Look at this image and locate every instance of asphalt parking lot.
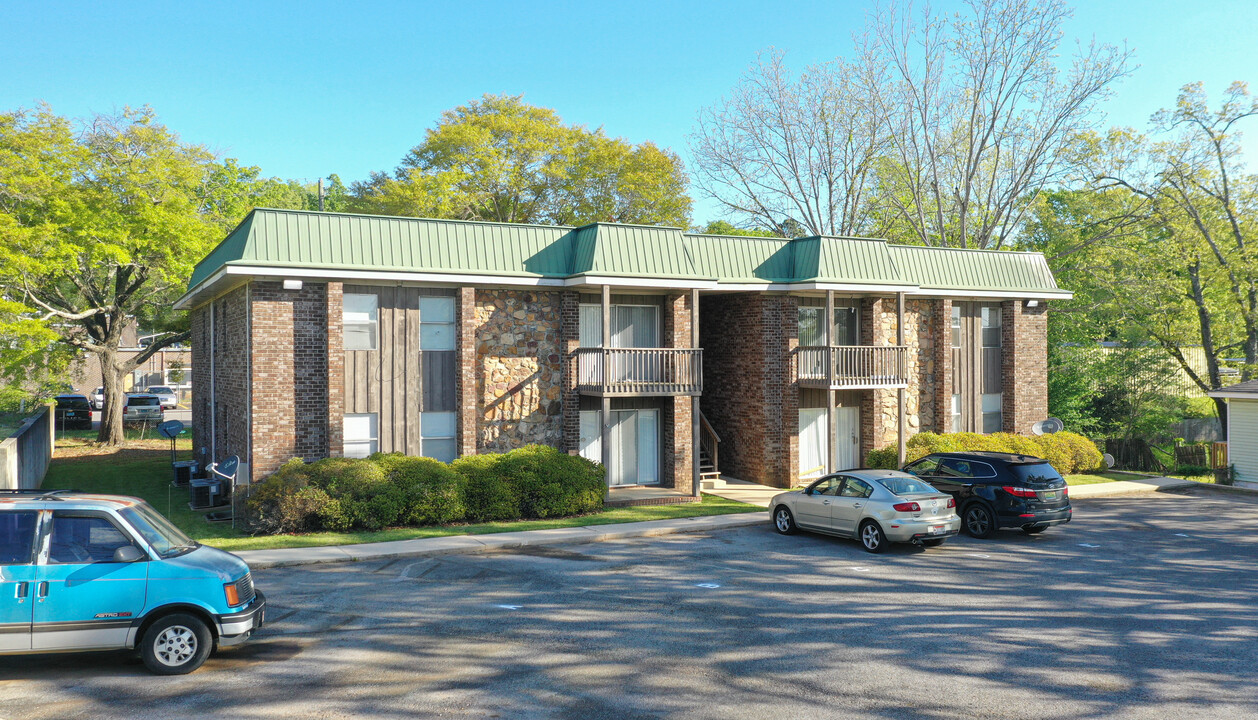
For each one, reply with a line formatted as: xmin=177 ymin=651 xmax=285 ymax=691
xmin=3 ymin=488 xmax=1256 ymax=720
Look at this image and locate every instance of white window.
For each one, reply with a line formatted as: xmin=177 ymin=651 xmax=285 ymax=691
xmin=951 ymin=394 xmax=962 ymax=433
xmin=420 ymin=411 xmax=456 ymax=463
xmin=981 ymin=305 xmax=1002 ymax=348
xmin=343 ymin=413 xmax=378 ymax=458
xmin=420 ymin=296 xmax=455 ymax=351
xmin=798 ymin=307 xmax=824 ymax=347
xmin=579 ymin=409 xmax=659 ymax=486
xmin=343 ymin=293 xmax=378 ymax=351
xmin=951 ymin=306 xmax=962 ymax=348
xmin=579 ymin=304 xmax=603 ymax=348
xmin=981 ymin=393 xmax=1003 ymax=433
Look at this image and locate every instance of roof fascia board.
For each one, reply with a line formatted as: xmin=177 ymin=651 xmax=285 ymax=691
xmin=911 ymin=288 xmax=1074 ymax=300
xmin=564 ymin=274 xmax=718 ymax=290
xmin=713 ymin=282 xmax=919 ymax=293
xmin=1207 ymin=391 xmax=1258 ymax=400
xmin=173 ymin=266 xmax=230 ymax=310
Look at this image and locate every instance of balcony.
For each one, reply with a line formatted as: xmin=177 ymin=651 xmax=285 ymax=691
xmin=575 ymin=348 xmax=703 ymax=396
xmin=796 ymin=345 xmax=909 ymax=390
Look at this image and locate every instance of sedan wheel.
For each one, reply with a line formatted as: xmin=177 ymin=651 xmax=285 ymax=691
xmin=859 ymin=521 xmax=886 ymax=553
xmin=963 ymin=504 xmax=996 ymax=539
xmin=773 ymin=506 xmax=797 ymax=535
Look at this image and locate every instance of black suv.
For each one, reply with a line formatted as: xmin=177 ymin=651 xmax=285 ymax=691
xmin=902 ymin=452 xmax=1071 ymax=538
xmin=54 ymin=394 xmax=93 ymax=430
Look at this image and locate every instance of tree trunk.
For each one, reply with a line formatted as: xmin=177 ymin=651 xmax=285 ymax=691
xmin=1214 ymin=396 xmax=1229 ymax=438
xmin=96 ymin=348 xmax=127 ymax=445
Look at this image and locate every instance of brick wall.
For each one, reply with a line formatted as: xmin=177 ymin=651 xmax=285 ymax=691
xmin=559 ymin=291 xmax=581 ymax=454
xmin=326 ymin=282 xmax=344 ymax=458
xmin=475 ymin=289 xmax=565 ymax=452
xmin=249 ymin=281 xmax=331 ymax=481
xmin=934 ymin=299 xmax=953 ymax=433
xmin=700 ymin=293 xmax=798 ymax=488
xmin=661 ymin=293 xmax=695 ymax=493
xmin=193 ymin=285 xmax=251 ymax=474
xmin=1002 ymin=300 xmax=1049 ymax=435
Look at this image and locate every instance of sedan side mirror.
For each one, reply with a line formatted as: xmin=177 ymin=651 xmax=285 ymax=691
xmin=114 ymin=545 xmax=146 ymax=563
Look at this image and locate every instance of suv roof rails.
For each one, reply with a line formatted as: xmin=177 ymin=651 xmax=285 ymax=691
xmin=0 ymin=489 xmax=80 ymax=500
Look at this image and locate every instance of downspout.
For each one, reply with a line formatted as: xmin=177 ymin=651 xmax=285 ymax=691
xmin=209 ymin=299 xmax=216 ymax=465
xmin=826 ymin=289 xmax=836 ymax=474
xmin=601 ymin=284 xmax=612 ymax=497
xmin=897 ymin=292 xmax=906 ymax=466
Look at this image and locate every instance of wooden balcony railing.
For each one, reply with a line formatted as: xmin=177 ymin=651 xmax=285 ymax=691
xmin=575 ymin=348 xmax=703 ymax=396
xmin=796 ymin=345 xmax=909 ymax=389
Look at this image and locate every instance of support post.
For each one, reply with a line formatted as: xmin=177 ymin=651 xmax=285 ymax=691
xmin=691 ymin=287 xmax=701 ymax=498
xmin=897 ymin=291 xmax=906 ymax=467
xmin=826 ymin=290 xmax=836 ymax=474
xmin=601 ymin=285 xmax=612 ymax=494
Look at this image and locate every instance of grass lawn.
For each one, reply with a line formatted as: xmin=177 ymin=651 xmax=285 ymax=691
xmin=44 ymin=441 xmax=761 ymax=552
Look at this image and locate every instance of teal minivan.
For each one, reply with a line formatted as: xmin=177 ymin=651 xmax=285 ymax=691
xmin=0 ymin=490 xmax=265 ymax=674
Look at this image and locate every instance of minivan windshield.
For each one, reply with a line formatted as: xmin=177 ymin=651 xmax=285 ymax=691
xmin=1008 ymin=463 xmax=1065 ymax=485
xmin=119 ymin=503 xmax=197 ymax=558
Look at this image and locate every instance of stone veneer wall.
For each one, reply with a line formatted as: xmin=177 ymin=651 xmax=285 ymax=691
xmin=861 ymin=297 xmax=937 ymax=452
xmin=475 ymin=289 xmax=565 ymax=452
xmin=700 ymin=293 xmax=799 ymax=488
xmin=1002 ymin=300 xmax=1049 ymax=435
xmin=190 ymin=285 xmax=251 ymax=476
xmin=249 ymin=281 xmax=332 ymax=481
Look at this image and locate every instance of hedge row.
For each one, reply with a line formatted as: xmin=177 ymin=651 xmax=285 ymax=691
xmin=865 ymin=431 xmax=1105 ymax=474
xmin=246 ymin=445 xmax=605 ymax=534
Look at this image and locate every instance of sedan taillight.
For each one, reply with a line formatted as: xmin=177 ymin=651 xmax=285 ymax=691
xmin=946 ymin=497 xmax=956 ymax=508
xmin=892 ymin=501 xmax=921 ymax=512
xmin=1002 ymin=486 xmax=1039 ymax=498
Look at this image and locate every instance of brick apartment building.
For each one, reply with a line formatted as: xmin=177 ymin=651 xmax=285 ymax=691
xmin=174 ymin=209 xmax=1070 ymax=492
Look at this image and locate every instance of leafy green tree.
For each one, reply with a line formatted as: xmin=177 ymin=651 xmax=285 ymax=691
xmin=0 ymin=106 xmax=223 ymax=444
xmin=352 ymin=95 xmax=692 ymax=227
xmin=695 ymin=220 xmax=781 ymax=237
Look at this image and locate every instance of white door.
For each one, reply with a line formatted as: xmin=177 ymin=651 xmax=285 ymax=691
xmin=835 ymin=406 xmax=860 ymax=471
xmin=579 ymin=411 xmax=601 ymax=464
xmin=799 ymin=408 xmax=828 ymax=481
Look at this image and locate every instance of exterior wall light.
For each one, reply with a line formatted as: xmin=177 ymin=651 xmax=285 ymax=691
xmin=282 ymin=279 xmax=303 ymax=291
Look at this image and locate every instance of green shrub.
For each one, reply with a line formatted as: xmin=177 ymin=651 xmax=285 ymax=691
xmin=246 ymin=458 xmax=316 ymax=534
xmin=865 ymin=446 xmax=899 ymax=469
xmin=375 ymin=453 xmax=467 ymax=526
xmin=451 ymin=453 xmax=520 ymax=521
xmin=889 ymin=430 xmax=1105 ymax=474
xmin=495 ymin=445 xmax=604 ymax=518
xmin=1058 ymin=431 xmax=1105 ymax=473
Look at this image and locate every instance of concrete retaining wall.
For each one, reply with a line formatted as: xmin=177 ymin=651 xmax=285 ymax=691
xmin=0 ymin=405 xmax=54 ymax=490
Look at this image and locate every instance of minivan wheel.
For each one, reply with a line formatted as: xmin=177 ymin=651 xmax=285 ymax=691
xmin=1022 ymin=524 xmax=1048 ymax=535
xmin=963 ymin=504 xmax=996 ymax=539
xmin=859 ymin=521 xmax=886 ymax=553
xmin=141 ymin=613 xmax=212 ymax=675
xmin=773 ymin=506 xmax=798 ymax=535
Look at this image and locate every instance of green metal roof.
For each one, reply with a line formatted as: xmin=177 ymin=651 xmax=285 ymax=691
xmin=887 ymin=245 xmax=1061 ymax=293
xmin=184 ymin=208 xmax=1067 ymax=301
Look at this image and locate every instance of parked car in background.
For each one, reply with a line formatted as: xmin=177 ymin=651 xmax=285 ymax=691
xmin=0 ymin=490 xmax=266 ymax=674
xmin=901 ymin=452 xmax=1072 ymax=539
xmin=144 ymin=386 xmax=178 ymax=410
xmin=91 ymin=387 xmax=105 ymax=410
xmin=770 ymin=469 xmax=960 ymax=553
xmin=53 ymin=394 xmax=93 ymax=430
xmin=123 ymin=394 xmax=163 ymax=425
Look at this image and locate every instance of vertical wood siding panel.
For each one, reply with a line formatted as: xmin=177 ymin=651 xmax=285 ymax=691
xmin=406 ymin=289 xmax=423 ymax=455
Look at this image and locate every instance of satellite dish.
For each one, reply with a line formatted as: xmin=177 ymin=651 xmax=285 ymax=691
xmin=158 ymin=419 xmax=185 ymax=439
xmin=1031 ymin=418 xmax=1064 ymax=436
xmin=1103 ymin=453 xmax=1116 ymax=469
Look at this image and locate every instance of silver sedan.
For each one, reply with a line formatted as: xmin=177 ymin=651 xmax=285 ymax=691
xmin=770 ymin=469 xmax=961 ymax=553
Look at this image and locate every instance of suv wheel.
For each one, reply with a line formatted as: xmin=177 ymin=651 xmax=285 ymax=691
xmin=141 ymin=613 xmax=212 ymax=675
xmin=963 ymin=503 xmax=996 ymax=539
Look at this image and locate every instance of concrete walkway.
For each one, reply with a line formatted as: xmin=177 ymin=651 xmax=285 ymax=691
xmin=234 ymin=511 xmax=768 ymax=569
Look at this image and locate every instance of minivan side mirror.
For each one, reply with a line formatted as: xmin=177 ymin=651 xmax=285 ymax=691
xmin=114 ymin=545 xmax=146 ymax=563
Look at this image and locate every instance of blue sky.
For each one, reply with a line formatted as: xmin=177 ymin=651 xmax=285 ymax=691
xmin=3 ymin=0 xmax=1256 ymax=224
